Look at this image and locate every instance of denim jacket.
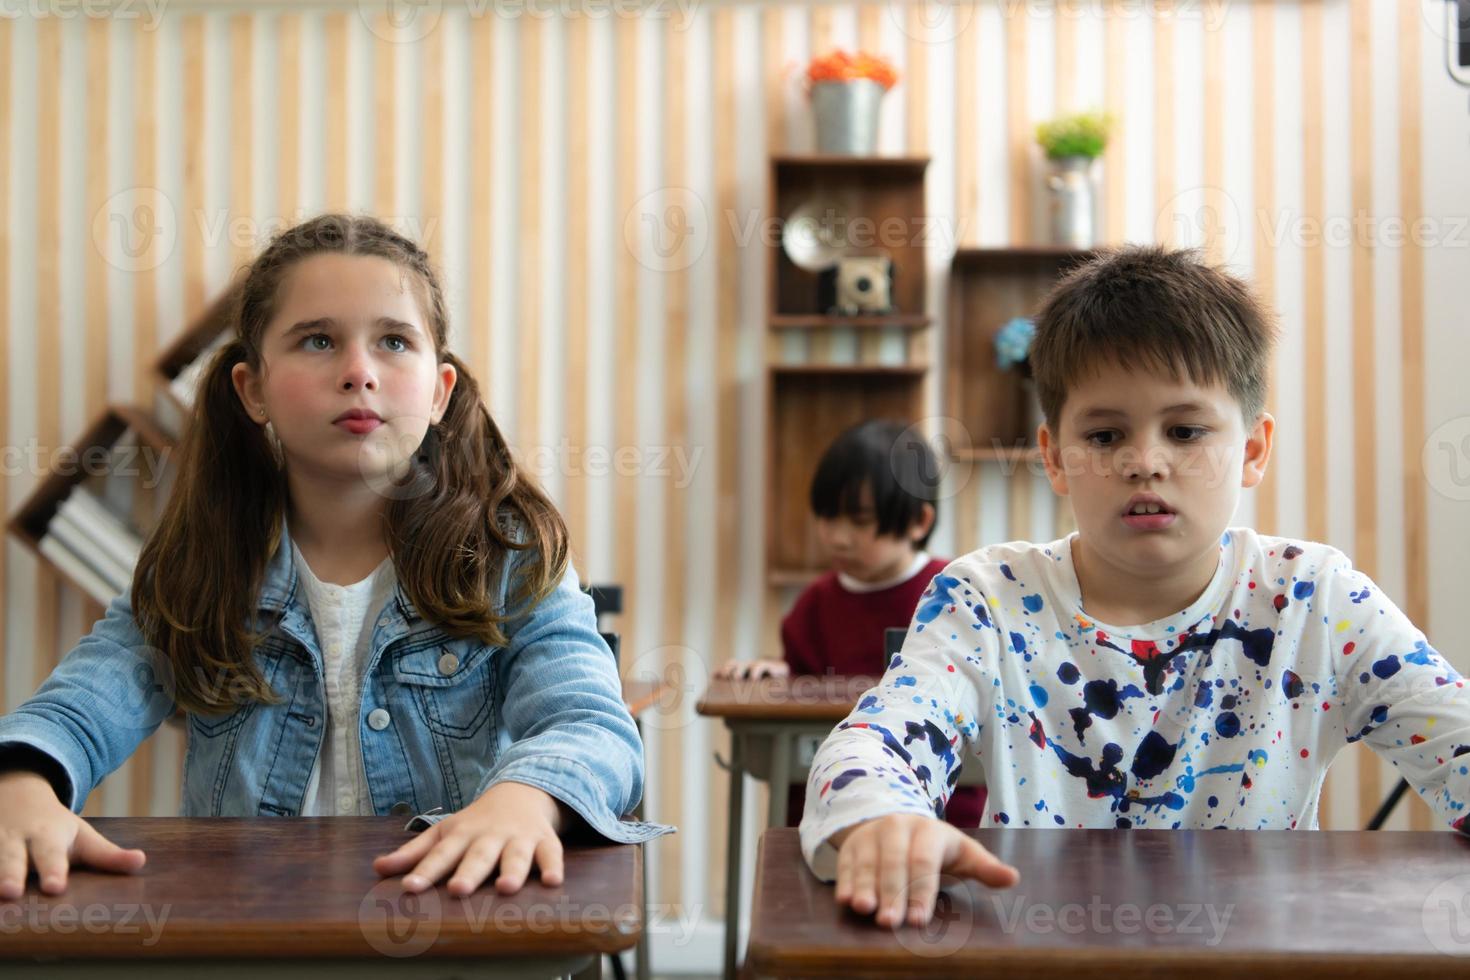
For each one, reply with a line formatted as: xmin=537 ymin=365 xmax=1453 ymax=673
xmin=0 ymin=520 xmax=674 ymax=846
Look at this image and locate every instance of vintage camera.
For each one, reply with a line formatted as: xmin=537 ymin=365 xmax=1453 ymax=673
xmin=817 ymin=256 xmax=895 ymax=316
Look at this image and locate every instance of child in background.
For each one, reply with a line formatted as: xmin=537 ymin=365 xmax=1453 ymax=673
xmin=716 ymin=419 xmax=987 ymax=828
xmin=0 ymin=214 xmax=670 ymax=900
xmin=802 ymin=246 xmax=1470 ymax=929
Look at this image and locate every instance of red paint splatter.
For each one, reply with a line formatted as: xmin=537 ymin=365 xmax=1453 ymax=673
xmin=947 ymin=664 xmax=955 ymax=672
xmin=1248 ymin=581 xmax=1256 ymax=589
xmin=1411 ymin=734 xmax=1427 ymax=745
xmin=1344 ymin=642 xmax=1356 ymax=656
xmin=1322 ymin=702 xmax=1331 ymax=711
xmin=1300 ymin=748 xmax=1310 ymax=758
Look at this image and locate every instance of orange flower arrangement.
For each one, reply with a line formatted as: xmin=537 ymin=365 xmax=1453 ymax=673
xmin=805 ymin=49 xmax=899 ymax=92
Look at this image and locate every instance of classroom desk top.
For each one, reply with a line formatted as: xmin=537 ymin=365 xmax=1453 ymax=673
xmin=695 ymin=675 xmax=880 ymax=722
xmin=749 ymin=827 xmax=1470 ymax=977
xmin=1 ymin=817 xmax=643 ymax=961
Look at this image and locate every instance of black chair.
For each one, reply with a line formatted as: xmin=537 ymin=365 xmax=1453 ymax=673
xmin=1366 ymin=777 xmax=1412 ymax=830
xmin=586 ymin=583 xmax=623 ymax=628
xmin=883 ymin=627 xmax=906 ymax=670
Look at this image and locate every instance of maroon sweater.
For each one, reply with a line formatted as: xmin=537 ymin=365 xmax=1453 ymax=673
xmin=781 ymin=557 xmax=987 ymax=828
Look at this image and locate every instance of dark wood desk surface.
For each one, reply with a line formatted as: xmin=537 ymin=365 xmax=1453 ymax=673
xmin=1 ymin=818 xmax=643 ymax=960
xmin=696 ymin=676 xmax=879 ymax=722
xmin=749 ymin=827 xmax=1470 ymax=977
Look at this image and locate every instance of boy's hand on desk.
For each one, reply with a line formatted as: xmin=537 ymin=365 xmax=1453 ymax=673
xmin=0 ymin=770 xmax=146 ymax=899
xmin=372 ymin=781 xmax=566 ymax=898
xmin=713 ymin=659 xmax=790 ymax=681
xmin=829 ymin=814 xmax=1019 ymax=928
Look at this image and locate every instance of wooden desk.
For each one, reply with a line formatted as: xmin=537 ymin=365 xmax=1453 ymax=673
xmin=0 ymin=817 xmax=643 ymax=979
xmin=749 ymin=827 xmax=1470 ymax=978
xmin=697 ymin=676 xmax=986 ymax=980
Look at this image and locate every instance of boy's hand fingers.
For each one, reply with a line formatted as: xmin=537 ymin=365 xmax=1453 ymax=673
xmin=28 ymin=836 xmax=70 ymax=894
xmin=946 ymin=836 xmax=1020 ymax=889
xmin=875 ymin=826 xmax=912 ymax=927
xmin=843 ymin=833 xmax=880 ymax=916
xmin=71 ymin=823 xmax=145 ymax=875
xmin=904 ymin=824 xmax=948 ymax=926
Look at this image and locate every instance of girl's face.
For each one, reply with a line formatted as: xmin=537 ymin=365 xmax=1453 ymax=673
xmin=232 ymin=253 xmax=457 ymax=490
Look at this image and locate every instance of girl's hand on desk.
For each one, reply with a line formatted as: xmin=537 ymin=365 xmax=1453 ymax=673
xmin=0 ymin=770 xmax=146 ymax=899
xmin=714 ymin=659 xmax=790 ymax=681
xmin=373 ymin=781 xmax=566 ymax=897
xmin=829 ymin=814 xmax=1019 ymax=928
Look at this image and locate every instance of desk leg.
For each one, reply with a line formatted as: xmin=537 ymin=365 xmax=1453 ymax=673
xmin=768 ymin=730 xmax=792 ymax=830
xmin=632 ymin=718 xmax=650 ymax=980
xmin=722 ymin=728 xmax=744 ymax=980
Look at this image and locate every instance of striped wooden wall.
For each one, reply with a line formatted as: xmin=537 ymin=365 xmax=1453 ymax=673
xmin=2 ymin=0 xmax=1466 ymax=963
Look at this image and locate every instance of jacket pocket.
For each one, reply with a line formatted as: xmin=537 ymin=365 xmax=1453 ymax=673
xmin=390 ymin=640 xmax=496 ymax=740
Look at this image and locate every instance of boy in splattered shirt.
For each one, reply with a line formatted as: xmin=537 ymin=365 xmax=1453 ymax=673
xmin=802 ymin=245 xmax=1470 ymax=929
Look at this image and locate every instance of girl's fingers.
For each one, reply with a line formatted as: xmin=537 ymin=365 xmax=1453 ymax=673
xmin=403 ymin=835 xmax=475 ymax=893
xmin=373 ymin=827 xmax=440 ymax=875
xmin=493 ymin=839 xmax=537 ymax=894
xmin=533 ymin=836 xmax=564 ymax=887
xmin=71 ymin=822 xmax=146 ymax=875
xmin=28 ymin=836 xmax=70 ymax=895
xmin=0 ymin=835 xmax=26 ymax=899
xmin=447 ymin=837 xmax=505 ymax=897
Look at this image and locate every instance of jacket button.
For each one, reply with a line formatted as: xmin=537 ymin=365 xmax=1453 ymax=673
xmin=389 ymin=801 xmax=412 ymax=818
xmin=437 ymin=652 xmax=460 ymax=675
xmin=367 ymin=708 xmax=391 ymax=731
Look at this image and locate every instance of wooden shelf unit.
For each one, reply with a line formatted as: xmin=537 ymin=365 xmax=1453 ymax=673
xmin=945 ymin=247 xmax=1096 ymax=456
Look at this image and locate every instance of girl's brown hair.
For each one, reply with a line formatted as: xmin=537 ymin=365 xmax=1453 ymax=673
xmin=132 ymin=213 xmax=569 ymax=714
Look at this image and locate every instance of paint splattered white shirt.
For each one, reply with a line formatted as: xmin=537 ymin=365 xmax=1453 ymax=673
xmin=800 ymin=528 xmax=1470 ymax=881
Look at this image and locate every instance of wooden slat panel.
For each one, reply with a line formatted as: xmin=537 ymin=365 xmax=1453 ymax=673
xmin=956 ymin=2 xmax=978 ymax=245
xmin=324 ymin=12 xmax=349 ymax=213
xmin=518 ymin=17 xmax=541 ymax=447
xmin=1398 ymin=0 xmax=1430 ymax=832
xmin=1348 ymin=0 xmax=1380 ymax=827
xmin=1055 ymin=0 xmax=1076 ymax=111
xmin=905 ymin=2 xmax=927 ymax=154
xmin=183 ymin=17 xmax=205 ymax=322
xmin=469 ymin=13 xmax=492 ymax=382
xmin=1252 ymin=0 xmax=1278 ymax=535
xmin=856 ymin=1 xmax=884 ymax=364
xmin=230 ymin=14 xmax=252 ymax=270
xmin=85 ymin=19 xmax=109 ymax=422
xmin=1005 ymin=1 xmax=1028 ymax=243
xmin=1152 ymin=0 xmax=1173 ymax=246
xmin=564 ymin=14 xmax=589 ymax=562
xmin=658 ymin=12 xmax=688 ymax=911
xmin=373 ymin=16 xmax=396 ymax=215
xmin=278 ymin=15 xmax=301 ymax=220
xmin=1103 ymin=0 xmax=1125 ymax=244
xmin=421 ymin=20 xmax=443 ymax=259
xmin=1202 ymin=7 xmax=1224 ymax=265
xmin=35 ymin=18 xmax=61 ymax=712
xmin=129 ymin=20 xmax=159 ymax=818
xmin=613 ymin=15 xmax=639 ymax=673
xmin=1302 ymin=0 xmax=1325 ymax=545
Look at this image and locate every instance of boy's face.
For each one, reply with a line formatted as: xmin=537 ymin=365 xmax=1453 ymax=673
xmin=1038 ymin=362 xmax=1273 ymax=583
xmin=815 ymin=485 xmax=933 ymax=585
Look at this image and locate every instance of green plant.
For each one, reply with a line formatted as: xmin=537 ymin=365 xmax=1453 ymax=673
xmin=1035 ymin=111 xmax=1114 ymax=160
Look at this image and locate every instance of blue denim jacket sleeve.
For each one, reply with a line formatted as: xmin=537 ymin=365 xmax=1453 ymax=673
xmin=473 ymin=558 xmax=674 ymax=845
xmin=0 ymin=589 xmax=174 ymax=812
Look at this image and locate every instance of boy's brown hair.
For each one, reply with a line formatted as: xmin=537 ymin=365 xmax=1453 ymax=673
xmin=1029 ymin=245 xmax=1278 ymax=428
